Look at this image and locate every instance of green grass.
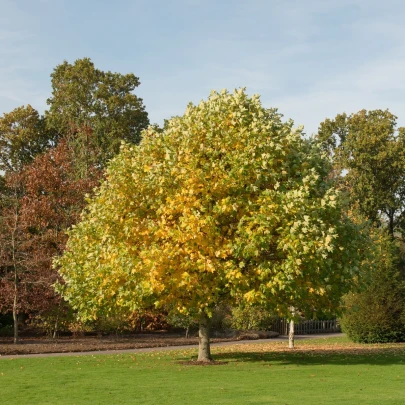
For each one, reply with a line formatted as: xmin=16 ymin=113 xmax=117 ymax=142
xmin=1 ymin=337 xmax=404 ymax=405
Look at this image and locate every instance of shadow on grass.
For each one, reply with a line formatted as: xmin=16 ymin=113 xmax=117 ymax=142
xmin=175 ymin=347 xmax=405 ymax=367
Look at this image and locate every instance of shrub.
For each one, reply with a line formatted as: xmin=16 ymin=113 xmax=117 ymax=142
xmin=231 ymin=305 xmax=277 ymax=331
xmin=341 ymin=236 xmax=405 ymax=343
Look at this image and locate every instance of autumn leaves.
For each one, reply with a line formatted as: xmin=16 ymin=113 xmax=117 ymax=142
xmin=56 ymin=89 xmax=370 ymax=359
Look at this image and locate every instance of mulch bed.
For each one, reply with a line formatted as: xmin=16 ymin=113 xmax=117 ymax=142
xmin=0 ymin=333 xmax=237 ymax=356
xmin=177 ymin=360 xmax=229 ymax=366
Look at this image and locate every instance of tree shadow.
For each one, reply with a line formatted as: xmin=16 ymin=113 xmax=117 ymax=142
xmin=176 ymin=346 xmax=405 ymax=367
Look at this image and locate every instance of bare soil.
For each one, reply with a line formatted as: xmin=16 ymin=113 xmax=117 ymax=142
xmin=0 ymin=333 xmax=239 ymax=356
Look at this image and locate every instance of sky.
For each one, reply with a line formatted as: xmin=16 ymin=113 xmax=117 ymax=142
xmin=1 ymin=0 xmax=405 ymax=135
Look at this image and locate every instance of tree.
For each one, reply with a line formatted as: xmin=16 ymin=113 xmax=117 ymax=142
xmin=0 ymin=104 xmax=58 ymax=342
xmin=0 ymin=105 xmax=55 ymax=174
xmin=0 ymin=59 xmax=149 ymax=338
xmin=0 ymin=172 xmax=25 ymax=343
xmin=0 ymin=137 xmax=101 ymax=340
xmin=45 ymin=58 xmax=149 ymax=164
xmin=56 ymin=89 xmax=370 ymax=361
xmin=23 ymin=137 xmax=101 ymax=331
xmin=317 ymin=109 xmax=405 ymax=238
xmin=341 ymin=233 xmax=405 ymax=342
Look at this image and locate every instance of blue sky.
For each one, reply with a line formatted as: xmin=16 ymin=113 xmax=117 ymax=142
xmin=1 ymin=0 xmax=405 ymax=135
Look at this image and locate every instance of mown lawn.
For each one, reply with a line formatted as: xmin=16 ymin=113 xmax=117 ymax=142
xmin=1 ymin=337 xmax=404 ymax=405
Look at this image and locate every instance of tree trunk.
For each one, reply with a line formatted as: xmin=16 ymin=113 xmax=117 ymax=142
xmin=11 ymin=190 xmax=19 ymax=345
xmin=288 ymin=318 xmax=295 ymax=349
xmin=388 ymin=210 xmax=395 ymax=240
xmin=52 ymin=299 xmax=62 ymax=339
xmin=197 ymin=312 xmax=212 ymax=362
xmin=288 ymin=306 xmax=295 ymax=349
xmin=12 ymin=287 xmax=19 ymax=344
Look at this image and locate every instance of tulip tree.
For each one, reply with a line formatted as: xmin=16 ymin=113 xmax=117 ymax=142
xmin=56 ymin=89 xmax=370 ymax=361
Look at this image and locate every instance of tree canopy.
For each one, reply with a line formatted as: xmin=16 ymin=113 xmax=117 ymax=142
xmin=0 ymin=57 xmax=150 ymax=342
xmin=0 ymin=105 xmax=54 ymax=174
xmin=56 ymin=89 xmax=370 ymax=360
xmin=45 ymin=58 xmax=149 ymax=163
xmin=317 ymin=109 xmax=405 ymax=238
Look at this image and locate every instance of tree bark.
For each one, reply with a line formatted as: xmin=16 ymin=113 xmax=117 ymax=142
xmin=288 ymin=306 xmax=295 ymax=349
xmin=52 ymin=299 xmax=62 ymax=339
xmin=288 ymin=318 xmax=295 ymax=349
xmin=197 ymin=312 xmax=212 ymax=362
xmin=12 ymin=285 xmax=19 ymax=344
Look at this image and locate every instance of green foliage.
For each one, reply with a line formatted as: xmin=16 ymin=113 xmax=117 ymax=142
xmin=56 ymin=89 xmax=372 ymax=326
xmin=230 ymin=305 xmax=277 ymax=330
xmin=0 ymin=105 xmax=55 ymax=173
xmin=165 ymin=312 xmax=199 ymax=331
xmin=341 ymin=235 xmax=405 ymax=343
xmin=45 ymin=57 xmax=149 ymax=163
xmin=210 ymin=305 xmax=233 ymax=330
xmin=165 ymin=304 xmax=232 ymax=332
xmin=317 ymin=109 xmax=405 ymax=237
xmin=28 ymin=305 xmax=77 ymax=337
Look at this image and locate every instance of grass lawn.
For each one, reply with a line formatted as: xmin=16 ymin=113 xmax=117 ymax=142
xmin=1 ymin=336 xmax=404 ymax=405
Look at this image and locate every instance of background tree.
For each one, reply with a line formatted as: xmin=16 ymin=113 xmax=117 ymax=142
xmin=0 ymin=172 xmax=26 ymax=343
xmin=56 ymin=89 xmax=371 ymax=361
xmin=45 ymin=58 xmax=149 ymax=164
xmin=0 ymin=105 xmax=56 ymax=174
xmin=341 ymin=232 xmax=405 ymax=342
xmin=21 ymin=137 xmax=101 ymax=334
xmin=0 ymin=138 xmax=101 ymax=340
xmin=317 ymin=109 xmax=405 ymax=238
xmin=317 ymin=109 xmax=405 ymax=343
xmin=0 ymin=104 xmax=56 ymax=342
xmin=0 ymin=58 xmax=150 ymax=339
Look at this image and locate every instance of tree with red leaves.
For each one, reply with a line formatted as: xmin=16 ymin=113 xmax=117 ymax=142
xmin=0 ymin=134 xmax=101 ymax=341
xmin=0 ymin=57 xmax=149 ymax=342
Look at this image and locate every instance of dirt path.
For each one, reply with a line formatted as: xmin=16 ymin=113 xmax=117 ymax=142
xmin=0 ymin=333 xmax=344 ymax=359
